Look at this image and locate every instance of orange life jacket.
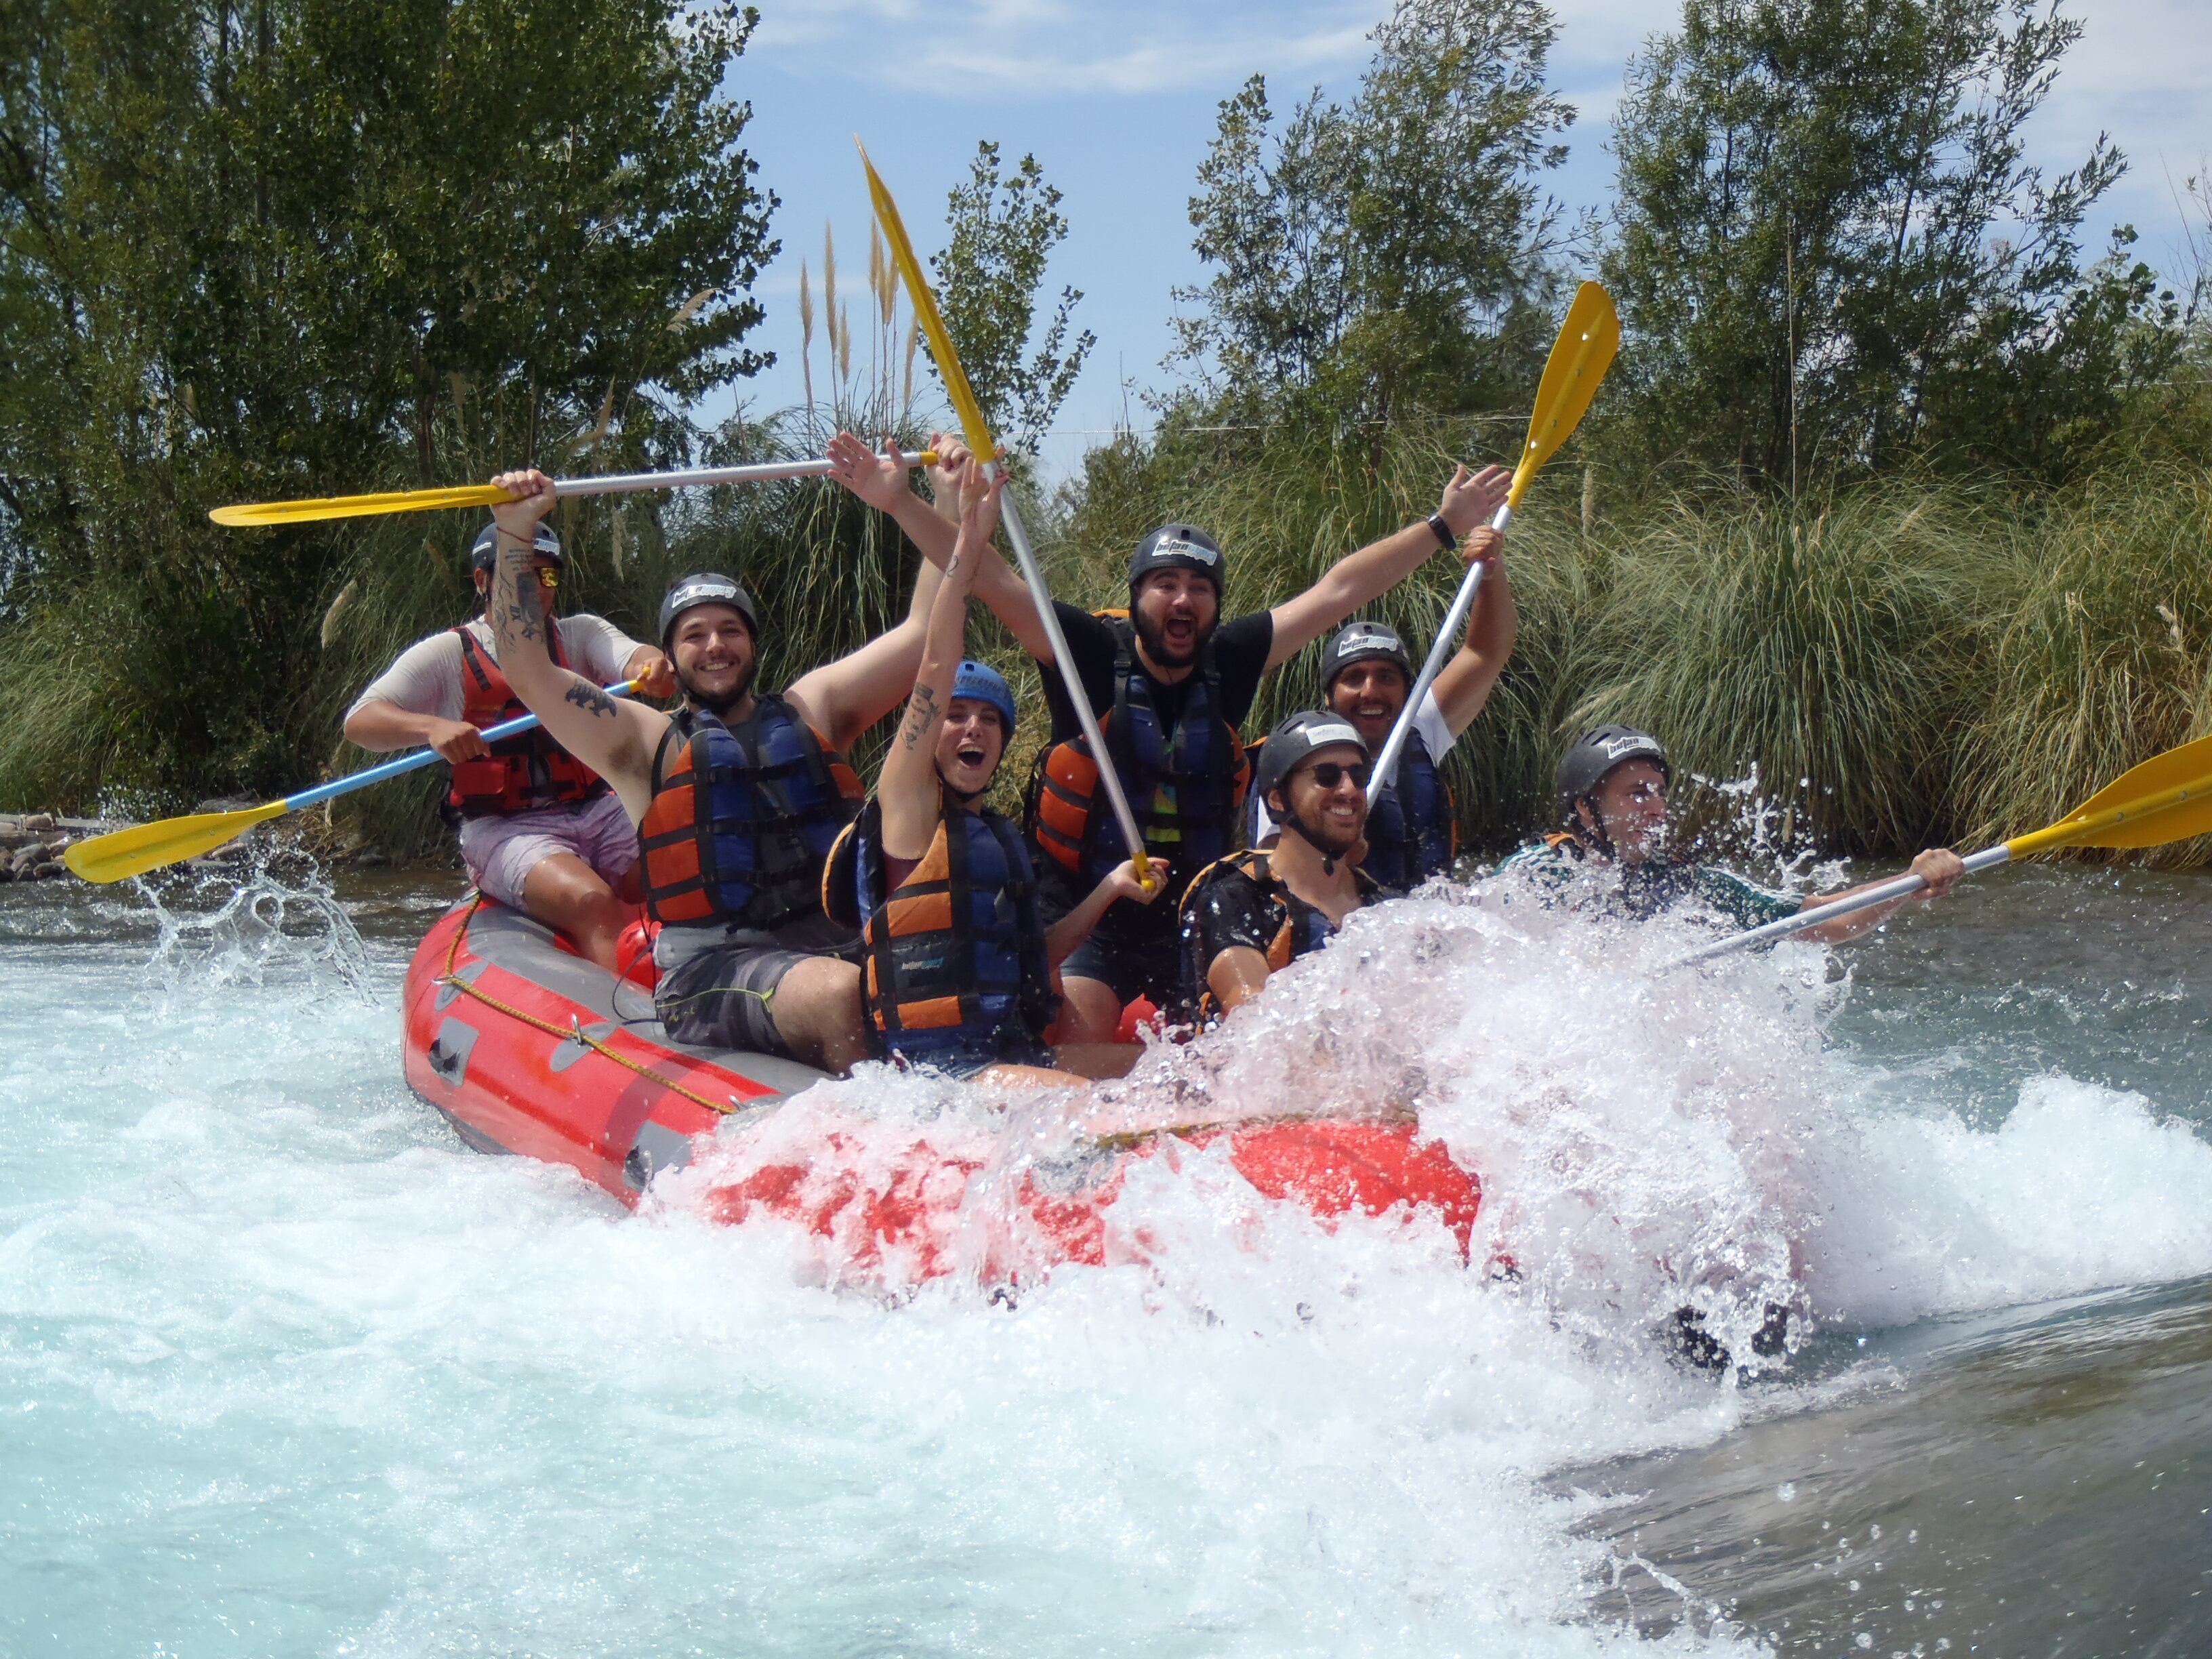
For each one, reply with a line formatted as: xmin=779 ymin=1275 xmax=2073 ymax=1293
xmin=447 ymin=626 xmax=605 ymax=819
xmin=823 ymin=794 xmax=1057 ymax=1065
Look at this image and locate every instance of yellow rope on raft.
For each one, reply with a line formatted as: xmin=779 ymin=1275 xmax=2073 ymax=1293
xmin=436 ymin=896 xmax=740 ymax=1117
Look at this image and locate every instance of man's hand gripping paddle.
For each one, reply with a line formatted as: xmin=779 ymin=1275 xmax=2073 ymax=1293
xmin=209 ymin=453 xmax=938 ymax=527
xmin=858 ymin=139 xmax=1154 ymax=892
xmin=1370 ymin=283 xmax=1620 ymax=801
xmin=1668 ymin=731 xmax=2212 ymax=968
xmin=62 ymin=680 xmax=642 ymax=883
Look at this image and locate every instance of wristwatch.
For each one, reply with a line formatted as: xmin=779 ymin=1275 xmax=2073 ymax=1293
xmin=1427 ymin=513 xmax=1456 ymax=551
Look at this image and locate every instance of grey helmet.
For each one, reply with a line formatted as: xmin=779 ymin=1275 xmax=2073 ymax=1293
xmin=658 ymin=572 xmax=759 ymax=649
xmin=470 ymin=518 xmax=562 ymax=572
xmin=1319 ymin=619 xmax=1412 ymax=693
xmin=1127 ymin=523 xmax=1224 ymax=601
xmin=1253 ymin=710 xmax=1371 ymax=805
xmin=1555 ymin=724 xmax=1670 ymax=823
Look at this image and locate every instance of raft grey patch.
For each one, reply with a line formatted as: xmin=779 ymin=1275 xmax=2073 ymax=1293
xmin=434 ymin=958 xmax=488 ymax=1010
xmin=426 ymin=1017 xmax=478 ymax=1086
xmin=550 ymin=1019 xmax=618 ymax=1073
xmin=623 ymin=1120 xmax=699 ymax=1191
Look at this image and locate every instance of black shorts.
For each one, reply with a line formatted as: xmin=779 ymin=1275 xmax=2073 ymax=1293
xmin=655 ymin=944 xmax=818 ymax=1060
xmin=1041 ymin=868 xmax=1187 ymax=1011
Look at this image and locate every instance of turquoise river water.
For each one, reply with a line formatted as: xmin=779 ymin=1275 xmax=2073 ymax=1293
xmin=2 ymin=851 xmax=2208 ymax=1656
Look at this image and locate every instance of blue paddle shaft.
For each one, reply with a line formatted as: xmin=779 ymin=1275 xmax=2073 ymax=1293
xmin=280 ymin=680 xmax=638 ymax=812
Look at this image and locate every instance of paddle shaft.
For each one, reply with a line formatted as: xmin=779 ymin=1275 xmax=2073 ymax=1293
xmin=1368 ymin=502 xmax=1509 ymax=799
xmin=985 ymin=466 xmax=1150 ymax=867
xmin=550 ymin=455 xmax=890 ymax=501
xmin=1668 ymin=843 xmax=2009 ymax=966
xmin=282 ymin=679 xmax=638 ymax=812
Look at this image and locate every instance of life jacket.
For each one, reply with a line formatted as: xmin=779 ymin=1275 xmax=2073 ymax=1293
xmin=638 ymin=697 xmax=863 ymax=931
xmin=1025 ymin=614 xmax=1250 ymax=892
xmin=1176 ymin=848 xmax=1379 ymax=1021
xmin=823 ymin=794 xmax=1057 ymax=1065
xmin=1359 ymin=724 xmax=1458 ymax=887
xmin=446 ymin=626 xmax=605 ymax=819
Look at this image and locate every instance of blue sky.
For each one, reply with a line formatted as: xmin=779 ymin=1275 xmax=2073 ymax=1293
xmin=713 ymin=0 xmax=2212 ymax=482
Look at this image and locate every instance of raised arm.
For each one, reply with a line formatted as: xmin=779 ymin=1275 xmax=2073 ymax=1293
xmin=483 ymin=470 xmax=666 ymax=818
xmin=1427 ymin=526 xmax=1518 ymax=739
xmin=876 ymin=464 xmax=998 ymax=858
xmin=1264 ymin=464 xmax=1511 ymax=670
xmin=783 ymin=456 xmax=952 ymax=752
xmin=827 ymin=429 xmax=1056 ymax=663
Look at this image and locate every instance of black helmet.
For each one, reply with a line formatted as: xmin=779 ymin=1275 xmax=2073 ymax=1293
xmin=1319 ymin=619 xmax=1412 ymax=693
xmin=1555 ymin=724 xmax=1670 ymax=823
xmin=1127 ymin=523 xmax=1224 ymax=602
xmin=470 ymin=518 xmax=563 ymax=572
xmin=1253 ymin=710 xmax=1371 ymax=805
xmin=659 ymin=572 xmax=759 ymax=649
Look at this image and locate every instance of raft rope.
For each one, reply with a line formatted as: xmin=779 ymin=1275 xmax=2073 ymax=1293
xmin=436 ymin=895 xmax=741 ymax=1116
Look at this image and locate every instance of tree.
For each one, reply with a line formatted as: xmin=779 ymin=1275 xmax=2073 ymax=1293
xmin=1172 ymin=0 xmax=1574 ymax=435
xmin=1601 ymin=0 xmax=2178 ymax=487
xmin=0 ymin=0 xmax=777 ymax=807
xmin=928 ymin=141 xmax=1094 ymax=455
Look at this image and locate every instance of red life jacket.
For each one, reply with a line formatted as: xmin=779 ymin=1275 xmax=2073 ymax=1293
xmin=445 ymin=626 xmax=607 ymax=819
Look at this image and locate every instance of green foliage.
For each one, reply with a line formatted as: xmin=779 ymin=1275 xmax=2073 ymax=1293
xmin=1173 ymin=0 xmax=1572 ymax=435
xmin=1569 ymin=485 xmax=1999 ymax=853
xmin=1601 ymin=0 xmax=2180 ymax=487
xmin=929 ymin=142 xmax=1094 ymax=454
xmin=0 ymin=0 xmax=776 ymax=817
xmin=1952 ymin=462 xmax=2212 ymax=863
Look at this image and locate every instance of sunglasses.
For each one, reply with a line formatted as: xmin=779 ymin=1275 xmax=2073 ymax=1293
xmin=1301 ymin=760 xmax=1372 ymax=791
xmin=533 ymin=566 xmax=560 ymax=591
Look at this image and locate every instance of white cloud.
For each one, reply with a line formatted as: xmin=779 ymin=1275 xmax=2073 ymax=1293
xmin=752 ymin=0 xmax=1387 ymax=98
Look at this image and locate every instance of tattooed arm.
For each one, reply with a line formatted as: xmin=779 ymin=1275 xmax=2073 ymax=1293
xmin=875 ymin=459 xmax=999 ymax=861
xmin=483 ymin=468 xmax=669 ymax=823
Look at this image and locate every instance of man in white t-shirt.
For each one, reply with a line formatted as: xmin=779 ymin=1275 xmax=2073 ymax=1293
xmin=1248 ymin=526 xmax=1513 ymax=887
xmin=342 ymin=520 xmax=672 ymax=972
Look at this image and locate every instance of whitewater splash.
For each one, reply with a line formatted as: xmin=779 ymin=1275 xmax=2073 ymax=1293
xmin=655 ymin=859 xmax=2212 ymax=1376
xmin=6 ymin=857 xmax=2211 ymax=1655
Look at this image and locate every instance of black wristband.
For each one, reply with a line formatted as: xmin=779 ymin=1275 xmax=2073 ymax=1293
xmin=1427 ymin=513 xmax=1456 ymax=551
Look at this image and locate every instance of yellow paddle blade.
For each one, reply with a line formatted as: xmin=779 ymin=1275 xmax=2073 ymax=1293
xmin=2007 ymin=731 xmax=2212 ymax=857
xmin=859 ymin=139 xmax=1000 ymax=462
xmin=63 ymin=800 xmax=289 ymax=884
xmin=1505 ymin=281 xmax=1620 ymax=511
xmin=210 ymin=482 xmax=513 ymax=527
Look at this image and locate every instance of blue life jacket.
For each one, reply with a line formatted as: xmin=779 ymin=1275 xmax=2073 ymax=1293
xmin=826 ymin=795 xmax=1058 ymax=1067
xmin=1360 ymin=724 xmax=1456 ymax=887
xmin=639 ymin=697 xmax=863 ymax=932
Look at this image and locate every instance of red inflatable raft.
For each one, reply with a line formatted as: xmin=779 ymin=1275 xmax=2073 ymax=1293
xmin=402 ymin=899 xmax=1483 ymax=1284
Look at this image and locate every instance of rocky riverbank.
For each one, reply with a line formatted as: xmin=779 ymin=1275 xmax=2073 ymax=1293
xmin=0 ymin=813 xmax=108 ymax=881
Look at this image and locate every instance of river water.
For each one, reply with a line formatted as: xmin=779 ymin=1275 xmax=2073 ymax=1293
xmin=2 ymin=853 xmax=2208 ymax=1656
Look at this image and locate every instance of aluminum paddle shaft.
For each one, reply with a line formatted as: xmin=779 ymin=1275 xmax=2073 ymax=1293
xmin=1368 ymin=501 xmax=1509 ymax=798
xmin=986 ymin=469 xmax=1149 ymax=864
xmin=1667 ymin=843 xmax=2013 ymax=968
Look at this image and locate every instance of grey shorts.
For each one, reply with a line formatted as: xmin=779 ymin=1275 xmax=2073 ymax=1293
xmin=654 ymin=943 xmax=817 ymax=1060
